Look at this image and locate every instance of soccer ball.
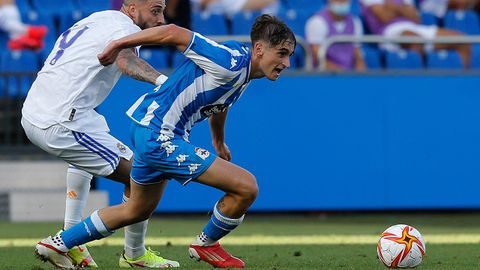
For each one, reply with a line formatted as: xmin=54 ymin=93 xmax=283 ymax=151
xmin=377 ymin=224 xmax=426 ymax=268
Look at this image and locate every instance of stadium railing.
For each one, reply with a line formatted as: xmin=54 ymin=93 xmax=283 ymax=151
xmin=317 ymin=35 xmax=480 ymax=71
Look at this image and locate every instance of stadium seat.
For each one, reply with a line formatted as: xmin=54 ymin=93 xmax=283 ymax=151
xmin=444 ymin=10 xmax=480 ymax=35
xmin=290 ymin=45 xmax=306 ymax=70
xmin=469 ymin=44 xmax=480 ymax=69
xmin=191 ymin=12 xmax=228 ymax=35
xmin=75 ymin=0 xmax=111 ymax=15
xmin=139 ymin=48 xmax=169 ymax=70
xmin=59 ymin=11 xmax=84 ymax=34
xmin=362 ymin=46 xmax=382 ymax=69
xmin=0 ymin=50 xmax=40 ymax=97
xmin=420 ymin=11 xmax=438 ymax=26
xmin=0 ymin=30 xmax=8 ymax=52
xmin=15 ymin=0 xmax=31 ymax=13
xmin=30 ymin=0 xmax=78 ymax=18
xmin=22 ymin=11 xmax=57 ymax=43
xmin=280 ymin=0 xmax=325 ymax=13
xmin=426 ymin=49 xmax=463 ymax=69
xmin=277 ymin=9 xmax=311 ymax=38
xmin=231 ymin=12 xmax=259 ymax=35
xmin=385 ymin=50 xmax=423 ymax=69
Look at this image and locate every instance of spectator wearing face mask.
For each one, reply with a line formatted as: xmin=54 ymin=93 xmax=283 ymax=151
xmin=305 ymin=0 xmax=365 ymax=71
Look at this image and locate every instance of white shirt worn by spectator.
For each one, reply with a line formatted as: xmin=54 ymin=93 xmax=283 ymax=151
xmin=22 ymin=11 xmax=141 ymax=133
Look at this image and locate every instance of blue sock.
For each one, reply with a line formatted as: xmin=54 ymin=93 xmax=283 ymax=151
xmin=199 ymin=202 xmax=244 ymax=244
xmin=61 ymin=210 xmax=115 ymax=249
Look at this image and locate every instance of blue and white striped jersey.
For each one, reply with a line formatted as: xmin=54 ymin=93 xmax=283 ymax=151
xmin=127 ymin=32 xmax=251 ymax=140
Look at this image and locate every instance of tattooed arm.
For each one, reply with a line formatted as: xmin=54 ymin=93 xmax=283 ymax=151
xmin=115 ymin=48 xmax=163 ymax=85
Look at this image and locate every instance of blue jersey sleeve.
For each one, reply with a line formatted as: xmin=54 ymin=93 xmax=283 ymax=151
xmin=183 ymin=32 xmax=249 ymax=80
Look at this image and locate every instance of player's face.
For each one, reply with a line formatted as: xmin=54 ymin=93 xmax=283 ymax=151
xmin=134 ymin=0 xmax=166 ymax=29
xmin=258 ymin=41 xmax=294 ymax=81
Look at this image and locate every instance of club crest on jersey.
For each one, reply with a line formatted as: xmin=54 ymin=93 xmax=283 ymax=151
xmin=200 ymin=104 xmax=228 ymax=117
xmin=117 ymin=143 xmax=127 ymax=153
xmin=195 ymin=147 xmax=210 ymax=160
xmin=188 ymin=163 xmax=202 ymax=174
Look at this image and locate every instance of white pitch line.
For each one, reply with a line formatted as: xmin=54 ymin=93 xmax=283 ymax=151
xmin=1 ymin=234 xmax=480 ymax=247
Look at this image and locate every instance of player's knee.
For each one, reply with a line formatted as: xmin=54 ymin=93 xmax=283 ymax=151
xmin=237 ymin=173 xmax=258 ymax=205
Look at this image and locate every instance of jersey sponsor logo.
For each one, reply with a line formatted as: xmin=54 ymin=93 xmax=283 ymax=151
xmin=195 ymin=147 xmax=210 ymax=160
xmin=188 ymin=163 xmax=202 ymax=174
xmin=200 ymin=104 xmax=228 ymax=117
xmin=116 ymin=143 xmax=127 ymax=153
xmin=160 ymin=141 xmax=178 ymax=156
xmin=176 ymin=154 xmax=189 ymax=166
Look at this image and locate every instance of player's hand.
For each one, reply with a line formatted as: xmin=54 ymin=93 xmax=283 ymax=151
xmin=214 ymin=142 xmax=231 ymax=161
xmin=98 ymin=40 xmax=122 ymax=66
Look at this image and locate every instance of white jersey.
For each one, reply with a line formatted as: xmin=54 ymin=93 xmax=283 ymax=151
xmin=22 ymin=11 xmax=141 ymax=133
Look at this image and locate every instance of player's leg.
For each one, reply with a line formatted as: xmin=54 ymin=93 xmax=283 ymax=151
xmin=36 ymin=179 xmax=179 ymax=269
xmin=189 ymin=157 xmax=258 ymax=268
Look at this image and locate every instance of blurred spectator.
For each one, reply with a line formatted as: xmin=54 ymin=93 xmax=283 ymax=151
xmin=195 ymin=0 xmax=279 ymax=16
xmin=166 ymin=0 xmax=191 ymax=28
xmin=419 ymin=0 xmax=474 ymax=18
xmin=0 ymin=0 xmax=47 ymax=50
xmin=360 ymin=0 xmax=471 ymax=68
xmin=112 ymin=0 xmax=123 ymax=10
xmin=305 ymin=0 xmax=365 ymax=71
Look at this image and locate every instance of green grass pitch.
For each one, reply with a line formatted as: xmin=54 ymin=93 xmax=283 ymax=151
xmin=1 ymin=213 xmax=480 ymax=269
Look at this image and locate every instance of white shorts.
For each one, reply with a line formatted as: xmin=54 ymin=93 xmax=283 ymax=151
xmin=382 ymin=21 xmax=438 ymax=51
xmin=21 ymin=117 xmax=133 ymax=177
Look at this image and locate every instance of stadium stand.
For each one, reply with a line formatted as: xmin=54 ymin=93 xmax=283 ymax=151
xmin=362 ymin=46 xmax=382 ymax=69
xmin=76 ymin=0 xmax=111 ymax=16
xmin=385 ymin=50 xmax=423 ymax=70
xmin=444 ymin=10 xmax=480 ymax=35
xmin=231 ymin=11 xmax=259 ymax=35
xmin=139 ymin=47 xmax=169 ymax=70
xmin=0 ymin=50 xmax=39 ymax=97
xmin=191 ymin=12 xmax=228 ymax=35
xmin=426 ymin=49 xmax=463 ymax=69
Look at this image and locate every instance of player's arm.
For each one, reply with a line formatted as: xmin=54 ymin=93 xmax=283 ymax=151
xmin=209 ymin=109 xmax=231 ymax=161
xmin=98 ymin=24 xmax=192 ymax=66
xmin=115 ymin=48 xmax=167 ymax=86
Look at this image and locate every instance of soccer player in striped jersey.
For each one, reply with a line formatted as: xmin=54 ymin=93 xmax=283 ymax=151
xmin=23 ymin=0 xmax=179 ymax=268
xmin=34 ymin=14 xmax=295 ymax=269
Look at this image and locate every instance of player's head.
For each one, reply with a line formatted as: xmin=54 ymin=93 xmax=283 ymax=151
xmin=250 ymin=14 xmax=296 ymax=81
xmin=122 ymin=0 xmax=166 ymax=29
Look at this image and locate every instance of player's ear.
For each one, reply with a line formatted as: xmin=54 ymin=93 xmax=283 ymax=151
xmin=125 ymin=3 xmax=137 ymax=16
xmin=253 ymin=41 xmax=264 ymax=57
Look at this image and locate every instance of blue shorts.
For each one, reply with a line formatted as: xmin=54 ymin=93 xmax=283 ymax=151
xmin=130 ymin=124 xmax=216 ymax=185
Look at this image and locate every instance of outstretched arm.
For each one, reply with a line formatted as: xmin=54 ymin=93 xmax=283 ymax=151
xmin=116 ymin=48 xmax=166 ymax=86
xmin=98 ymin=24 xmax=192 ymax=66
xmin=209 ymin=109 xmax=231 ymax=161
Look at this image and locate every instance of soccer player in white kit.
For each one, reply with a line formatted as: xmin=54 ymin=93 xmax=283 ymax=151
xmin=21 ymin=0 xmax=179 ymax=268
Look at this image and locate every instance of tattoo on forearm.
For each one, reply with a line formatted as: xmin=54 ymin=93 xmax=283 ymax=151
xmin=116 ymin=49 xmax=160 ymax=85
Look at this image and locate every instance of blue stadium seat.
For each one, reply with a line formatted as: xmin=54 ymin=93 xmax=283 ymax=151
xmin=59 ymin=11 xmax=84 ymax=34
xmin=426 ymin=50 xmax=463 ymax=69
xmin=420 ymin=12 xmax=438 ymax=26
xmin=0 ymin=30 xmax=8 ymax=52
xmin=15 ymin=0 xmax=32 ymax=13
xmin=277 ymin=9 xmax=312 ymax=38
xmin=281 ymin=0 xmax=325 ymax=13
xmin=444 ymin=10 xmax=480 ymax=35
xmin=30 ymin=0 xmax=78 ymax=18
xmin=385 ymin=50 xmax=423 ymax=69
xmin=290 ymin=45 xmax=305 ymax=70
xmin=139 ymin=48 xmax=169 ymax=70
xmin=0 ymin=51 xmax=40 ymax=97
xmin=362 ymin=46 xmax=382 ymax=69
xmin=75 ymin=0 xmax=111 ymax=16
xmin=470 ymin=44 xmax=480 ymax=69
xmin=191 ymin=12 xmax=228 ymax=35
xmin=231 ymin=12 xmax=259 ymax=35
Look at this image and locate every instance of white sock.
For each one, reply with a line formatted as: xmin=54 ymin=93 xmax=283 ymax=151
xmin=64 ymin=166 xmax=92 ymax=229
xmin=196 ymin=231 xmax=216 ymax=246
xmin=0 ymin=5 xmax=27 ymax=38
xmin=122 ymin=194 xmax=147 ymax=259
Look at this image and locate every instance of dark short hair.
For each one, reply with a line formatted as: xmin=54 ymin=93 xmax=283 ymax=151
xmin=250 ymin=14 xmax=296 ymax=48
